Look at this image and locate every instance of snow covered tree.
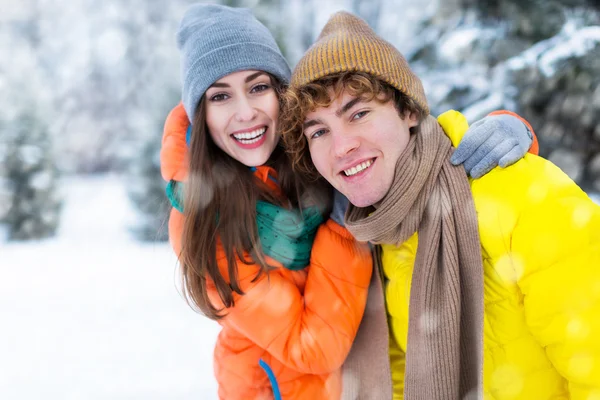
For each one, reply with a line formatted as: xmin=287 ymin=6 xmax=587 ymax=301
xmin=125 ymin=84 xmax=180 ymax=242
xmin=0 ymin=0 xmax=62 ymax=241
xmin=394 ymin=0 xmax=600 ymax=191
xmin=127 ymin=134 xmax=172 ymax=242
xmin=509 ymin=27 xmax=600 ymax=190
xmin=0 ymin=111 xmax=62 ymax=241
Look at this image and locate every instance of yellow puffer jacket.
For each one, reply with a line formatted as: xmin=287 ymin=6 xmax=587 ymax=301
xmin=383 ymin=111 xmax=600 ymax=400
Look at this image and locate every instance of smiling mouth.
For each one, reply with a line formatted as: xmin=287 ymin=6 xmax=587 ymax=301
xmin=231 ymin=127 xmax=267 ymax=144
xmin=343 ymin=158 xmax=374 ymax=177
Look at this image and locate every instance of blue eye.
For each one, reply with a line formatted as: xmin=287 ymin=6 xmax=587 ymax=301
xmin=311 ymin=129 xmax=327 ymax=139
xmin=352 ymin=110 xmax=369 ymax=120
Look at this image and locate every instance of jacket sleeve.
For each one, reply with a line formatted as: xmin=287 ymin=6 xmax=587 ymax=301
xmin=168 ymin=207 xmax=184 ymax=257
xmin=209 ymin=219 xmax=373 ymax=375
xmin=437 ymin=110 xmax=539 ymax=156
xmin=509 ymin=158 xmax=600 ymax=398
xmin=160 ymin=102 xmax=189 ymax=183
xmin=487 ymin=110 xmax=539 ymax=155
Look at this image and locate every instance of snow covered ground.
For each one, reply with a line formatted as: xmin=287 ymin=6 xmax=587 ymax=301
xmin=0 ymin=175 xmax=220 ymax=400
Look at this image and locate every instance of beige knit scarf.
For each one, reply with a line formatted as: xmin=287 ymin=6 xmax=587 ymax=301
xmin=345 ymin=116 xmax=484 ymax=400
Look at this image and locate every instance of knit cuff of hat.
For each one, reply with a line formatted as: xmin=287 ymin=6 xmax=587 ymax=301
xmin=182 ymin=42 xmax=290 ymax=122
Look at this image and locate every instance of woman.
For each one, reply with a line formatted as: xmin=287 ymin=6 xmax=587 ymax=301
xmin=162 ymin=5 xmax=371 ymax=399
xmin=160 ymin=4 xmax=536 ymax=400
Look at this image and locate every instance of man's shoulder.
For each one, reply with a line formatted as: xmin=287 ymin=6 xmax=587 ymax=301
xmin=436 ymin=110 xmax=468 ymax=148
xmin=471 ymin=153 xmax=584 ymax=205
xmin=470 ymin=154 xmax=593 ymax=247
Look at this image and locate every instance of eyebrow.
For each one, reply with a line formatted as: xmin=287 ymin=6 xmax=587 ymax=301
xmin=209 ymin=82 xmax=229 ymax=88
xmin=303 ymin=119 xmax=321 ymax=130
xmin=302 ymin=97 xmax=363 ymax=130
xmin=208 ymin=72 xmax=268 ymax=89
xmin=245 ymin=71 xmax=267 ymax=83
xmin=336 ymin=97 xmax=362 ymax=117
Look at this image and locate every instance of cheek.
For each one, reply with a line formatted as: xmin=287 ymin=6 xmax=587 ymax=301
xmin=309 ymin=143 xmax=329 ymax=176
xmin=207 ymin=129 xmax=221 ymax=148
xmin=205 ymin=108 xmax=227 ymax=145
xmin=377 ymin=121 xmax=410 ymax=155
xmin=266 ymin=94 xmax=280 ymax=123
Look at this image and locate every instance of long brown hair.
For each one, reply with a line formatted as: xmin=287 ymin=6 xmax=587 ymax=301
xmin=179 ymin=75 xmax=329 ymax=319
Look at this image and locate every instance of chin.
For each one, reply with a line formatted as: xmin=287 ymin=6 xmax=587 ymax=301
xmin=348 ymin=196 xmax=376 ymax=208
xmin=345 ymin=187 xmax=387 ymax=208
xmin=345 ymin=193 xmax=377 ymax=208
xmin=244 ymin=144 xmax=278 ymax=167
xmin=237 ymin=151 xmax=268 ymax=167
xmin=242 ymin=158 xmax=269 ymax=168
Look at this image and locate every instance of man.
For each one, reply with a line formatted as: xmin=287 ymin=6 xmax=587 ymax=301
xmin=282 ymin=11 xmax=600 ymax=400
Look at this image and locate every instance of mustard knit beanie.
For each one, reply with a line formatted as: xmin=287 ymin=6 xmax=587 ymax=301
xmin=291 ymin=11 xmax=429 ymax=115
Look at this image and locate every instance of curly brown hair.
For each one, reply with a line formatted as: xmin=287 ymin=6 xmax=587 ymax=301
xmin=281 ymin=71 xmax=428 ymax=178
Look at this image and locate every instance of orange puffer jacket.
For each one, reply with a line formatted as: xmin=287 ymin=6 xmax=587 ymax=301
xmin=160 ymin=103 xmax=373 ymax=400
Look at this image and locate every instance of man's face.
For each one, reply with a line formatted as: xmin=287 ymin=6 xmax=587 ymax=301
xmin=303 ymin=89 xmax=418 ymax=207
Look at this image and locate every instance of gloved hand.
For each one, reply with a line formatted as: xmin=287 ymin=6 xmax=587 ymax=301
xmin=450 ymin=113 xmax=533 ymax=178
xmin=330 ymin=188 xmax=350 ymax=227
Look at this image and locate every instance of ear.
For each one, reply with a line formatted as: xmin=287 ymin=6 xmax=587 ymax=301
xmin=405 ymin=111 xmax=419 ymax=127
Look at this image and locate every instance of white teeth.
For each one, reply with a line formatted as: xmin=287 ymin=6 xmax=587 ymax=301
xmin=239 ymin=136 xmax=262 ymax=144
xmin=233 ymin=127 xmax=266 ymax=141
xmin=344 ymin=159 xmax=373 ymax=176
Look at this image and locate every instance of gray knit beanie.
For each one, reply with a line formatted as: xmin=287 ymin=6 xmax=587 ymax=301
xmin=177 ymin=3 xmax=292 ymax=122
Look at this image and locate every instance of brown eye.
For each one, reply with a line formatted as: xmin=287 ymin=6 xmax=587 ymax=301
xmin=209 ymin=93 xmax=229 ymax=102
xmin=251 ymin=83 xmax=271 ymax=93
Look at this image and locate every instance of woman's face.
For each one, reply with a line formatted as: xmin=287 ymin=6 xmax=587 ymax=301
xmin=204 ymin=70 xmax=280 ymax=167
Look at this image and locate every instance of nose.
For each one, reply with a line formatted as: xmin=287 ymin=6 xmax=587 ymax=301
xmin=234 ymin=96 xmax=258 ymax=122
xmin=331 ymin=129 xmax=360 ymax=158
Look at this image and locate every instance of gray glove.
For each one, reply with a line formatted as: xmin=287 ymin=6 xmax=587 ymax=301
xmin=330 ymin=188 xmax=350 ymax=227
xmin=450 ymin=113 xmax=533 ymax=178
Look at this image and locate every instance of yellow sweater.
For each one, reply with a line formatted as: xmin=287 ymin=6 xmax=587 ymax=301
xmin=383 ymin=111 xmax=600 ymax=399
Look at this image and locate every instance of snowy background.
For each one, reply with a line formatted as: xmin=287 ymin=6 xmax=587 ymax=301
xmin=0 ymin=176 xmax=221 ymax=399
xmin=1 ymin=0 xmax=599 ymax=398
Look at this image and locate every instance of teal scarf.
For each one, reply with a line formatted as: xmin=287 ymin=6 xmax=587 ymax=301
xmin=166 ymin=180 xmax=324 ymax=270
xmin=255 ymin=201 xmax=323 ymax=270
